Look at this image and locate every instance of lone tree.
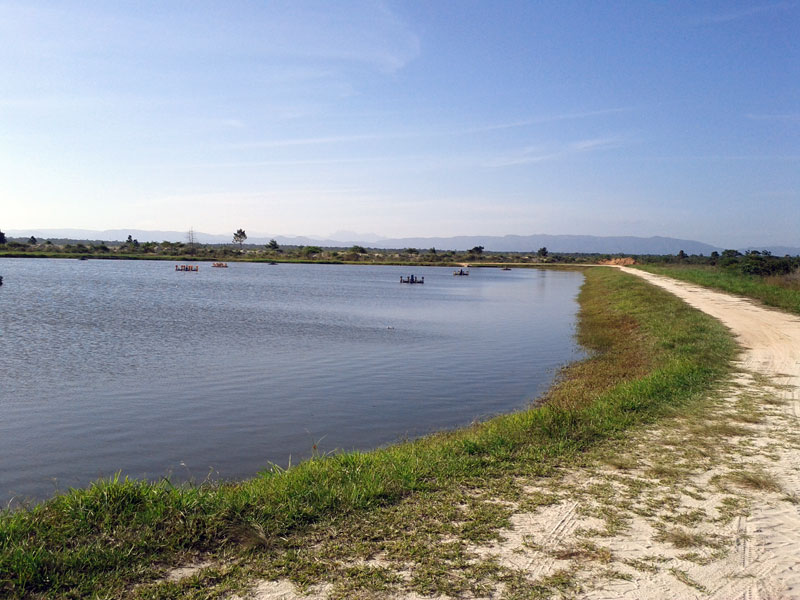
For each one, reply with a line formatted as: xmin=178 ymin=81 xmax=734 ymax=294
xmin=266 ymin=239 xmax=279 ymax=251
xmin=0 ymin=230 xmax=6 ymax=244
xmin=233 ymin=228 xmax=247 ymax=253
xmin=28 ymin=236 xmax=37 ymax=245
xmin=537 ymin=247 xmax=548 ymax=258
xmin=470 ymin=245 xmax=484 ymax=255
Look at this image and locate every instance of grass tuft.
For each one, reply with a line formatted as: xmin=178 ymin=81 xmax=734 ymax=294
xmin=729 ymin=470 xmax=781 ymax=492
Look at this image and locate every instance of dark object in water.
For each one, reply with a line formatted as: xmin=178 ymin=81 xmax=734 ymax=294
xmin=400 ymin=275 xmax=424 ymax=284
xmin=0 ymin=275 xmax=3 ymax=286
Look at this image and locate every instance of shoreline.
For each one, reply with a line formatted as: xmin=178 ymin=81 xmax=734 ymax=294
xmin=0 ymin=267 xmax=738 ymax=598
xmin=0 ymin=251 xmax=570 ymax=269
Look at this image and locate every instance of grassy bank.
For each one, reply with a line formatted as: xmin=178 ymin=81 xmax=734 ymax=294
xmin=0 ymin=268 xmax=737 ymax=598
xmin=636 ymin=264 xmax=800 ymax=315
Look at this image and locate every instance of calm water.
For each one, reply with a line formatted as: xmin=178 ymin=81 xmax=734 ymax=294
xmin=0 ymin=259 xmax=584 ymax=504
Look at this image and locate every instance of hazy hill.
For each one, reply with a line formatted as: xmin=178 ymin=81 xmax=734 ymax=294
xmin=368 ymin=234 xmax=722 ymax=255
xmin=5 ymin=229 xmax=798 ymax=256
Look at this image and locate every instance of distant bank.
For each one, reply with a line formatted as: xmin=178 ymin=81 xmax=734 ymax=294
xmin=6 ymin=229 xmax=797 ymax=256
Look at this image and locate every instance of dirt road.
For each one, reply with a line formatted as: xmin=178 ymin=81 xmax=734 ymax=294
xmin=593 ymin=266 xmax=800 ymax=599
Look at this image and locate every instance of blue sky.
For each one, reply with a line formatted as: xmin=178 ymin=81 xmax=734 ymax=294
xmin=2 ymin=1 xmax=798 ymax=246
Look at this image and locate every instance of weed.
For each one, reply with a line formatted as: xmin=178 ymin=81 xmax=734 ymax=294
xmin=729 ymin=469 xmax=782 ymax=492
xmin=669 ymin=567 xmax=707 ymax=592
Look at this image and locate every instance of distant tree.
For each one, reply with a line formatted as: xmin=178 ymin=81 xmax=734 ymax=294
xmin=710 ymin=251 xmax=720 ymax=259
xmin=233 ymin=228 xmax=247 ymax=252
xmin=470 ymin=245 xmax=484 ymax=255
xmin=677 ymin=249 xmax=687 ymax=260
xmin=537 ymin=247 xmax=548 ymax=258
xmin=405 ymin=247 xmax=419 ymax=255
xmin=266 ymin=239 xmax=279 ymax=250
xmin=28 ymin=236 xmax=37 ymax=245
xmin=0 ymin=230 xmax=5 ymax=244
xmin=429 ymin=247 xmax=436 ymax=255
xmin=303 ymin=245 xmax=322 ymax=255
xmin=721 ymin=249 xmax=741 ymax=258
xmin=350 ymin=245 xmax=366 ymax=254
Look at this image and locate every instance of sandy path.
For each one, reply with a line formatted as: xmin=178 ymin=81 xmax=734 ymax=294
xmin=620 ymin=267 xmax=800 ymax=387
xmin=464 ymin=268 xmax=800 ymax=599
xmin=205 ymin=267 xmax=800 ymax=599
xmin=602 ymin=267 xmax=800 ymax=598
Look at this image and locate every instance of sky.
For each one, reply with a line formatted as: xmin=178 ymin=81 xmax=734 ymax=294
xmin=1 ymin=1 xmax=798 ymax=247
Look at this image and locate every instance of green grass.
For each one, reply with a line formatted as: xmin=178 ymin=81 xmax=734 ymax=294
xmin=0 ymin=267 xmax=737 ymax=598
xmin=636 ymin=265 xmax=800 ymax=315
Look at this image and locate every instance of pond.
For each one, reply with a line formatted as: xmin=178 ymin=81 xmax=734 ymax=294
xmin=0 ymin=259 xmax=585 ymax=504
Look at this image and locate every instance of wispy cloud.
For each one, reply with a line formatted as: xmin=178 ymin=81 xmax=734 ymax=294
xmin=485 ymin=151 xmax=562 ymax=168
xmin=485 ymin=135 xmax=629 ymax=168
xmin=692 ymin=2 xmax=796 ymax=24
xmin=745 ymin=112 xmax=800 ymax=123
xmin=230 ymin=107 xmax=633 ymax=149
xmin=452 ymin=107 xmax=634 ymax=135
xmin=230 ymin=133 xmax=399 ymax=149
xmin=165 ymin=155 xmax=419 ymax=169
xmin=569 ymin=136 xmax=626 ymax=152
xmin=643 ymin=154 xmax=800 ymax=161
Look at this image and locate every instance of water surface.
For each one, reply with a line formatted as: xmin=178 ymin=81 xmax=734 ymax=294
xmin=0 ymin=259 xmax=584 ymax=504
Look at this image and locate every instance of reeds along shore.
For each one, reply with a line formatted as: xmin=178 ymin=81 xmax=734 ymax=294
xmin=0 ymin=267 xmax=737 ymax=599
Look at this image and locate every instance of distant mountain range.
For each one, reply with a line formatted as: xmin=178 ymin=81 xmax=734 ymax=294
xmin=6 ymin=229 xmax=799 ymax=256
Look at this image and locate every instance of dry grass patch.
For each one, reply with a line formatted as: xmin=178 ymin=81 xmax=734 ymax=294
xmin=729 ymin=469 xmax=782 ymax=492
xmin=551 ymin=541 xmax=613 ymax=564
xmin=656 ymin=527 xmax=721 ymax=549
xmin=669 ymin=567 xmax=707 ymax=592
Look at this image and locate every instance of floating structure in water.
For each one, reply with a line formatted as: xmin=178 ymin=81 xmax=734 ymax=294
xmin=400 ymin=275 xmax=424 ymax=284
xmin=453 ymin=269 xmax=469 ymax=276
xmin=175 ymin=265 xmax=199 ymax=272
xmin=211 ymin=262 xmax=228 ymax=268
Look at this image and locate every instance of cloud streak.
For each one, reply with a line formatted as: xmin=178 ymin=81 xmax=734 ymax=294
xmin=485 ymin=136 xmax=628 ymax=168
xmin=692 ymin=1 xmax=796 ymax=24
xmin=229 ymin=107 xmax=633 ymax=149
xmin=745 ymin=112 xmax=800 ymax=123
